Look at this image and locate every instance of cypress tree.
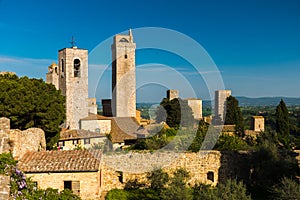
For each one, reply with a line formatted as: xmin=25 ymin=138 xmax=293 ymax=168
xmin=275 ymin=99 xmax=290 ymax=147
xmin=224 ymin=96 xmax=244 ymax=136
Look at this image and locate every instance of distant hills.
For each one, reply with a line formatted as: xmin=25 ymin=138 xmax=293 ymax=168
xmin=235 ymin=96 xmax=300 ymax=107
xmin=136 ymin=97 xmax=300 ymax=108
xmin=202 ymin=97 xmax=300 ymax=107
xmin=98 ymin=97 xmax=300 ymax=110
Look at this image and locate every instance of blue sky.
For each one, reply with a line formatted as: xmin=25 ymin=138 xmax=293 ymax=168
xmin=0 ymin=0 xmax=299 ymax=102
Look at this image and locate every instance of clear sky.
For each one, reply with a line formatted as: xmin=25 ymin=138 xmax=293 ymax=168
xmin=0 ymin=0 xmax=299 ymax=102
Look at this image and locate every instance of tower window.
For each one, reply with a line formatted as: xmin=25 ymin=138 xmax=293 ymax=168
xmin=124 ymin=54 xmax=128 ymax=59
xmin=61 ymin=59 xmax=64 ymax=73
xmin=207 ymin=171 xmax=214 ymax=182
xmin=74 ymin=59 xmax=81 ymax=77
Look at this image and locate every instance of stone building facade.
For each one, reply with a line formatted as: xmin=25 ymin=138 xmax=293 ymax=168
xmin=251 ymin=116 xmax=265 ymax=132
xmin=46 ymin=47 xmax=96 ymax=130
xmin=186 ymin=98 xmax=202 ymax=119
xmin=19 ymin=150 xmax=102 ymax=200
xmin=214 ymin=90 xmax=231 ymax=121
xmin=111 ymin=30 xmax=136 ymax=118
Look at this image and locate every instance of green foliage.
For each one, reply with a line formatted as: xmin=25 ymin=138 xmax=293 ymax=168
xmin=156 ymin=98 xmax=194 ymax=129
xmin=147 ymin=168 xmax=169 ymax=191
xmin=0 ymin=153 xmax=17 ymax=174
xmin=225 ymin=96 xmax=244 ymax=136
xmin=161 ymin=168 xmax=193 ymax=200
xmin=193 ymin=184 xmax=217 ymax=200
xmin=216 ymin=179 xmax=251 ymax=200
xmin=214 ymin=134 xmax=249 ymax=151
xmin=193 ymin=179 xmax=251 ymax=200
xmin=106 ymin=189 xmax=129 ymax=200
xmin=0 ymin=74 xmax=65 ymax=149
xmin=272 ymin=177 xmax=300 ymax=200
xmin=250 ymin=137 xmax=298 ymax=191
xmin=188 ymin=121 xmax=209 ymax=152
xmin=276 ymin=99 xmax=291 ymax=148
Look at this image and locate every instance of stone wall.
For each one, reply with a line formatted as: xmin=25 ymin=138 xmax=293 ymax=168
xmin=27 ymin=171 xmax=101 ymax=200
xmin=101 ymin=151 xmax=222 ymax=191
xmin=0 ymin=117 xmax=46 ymax=159
xmin=0 ymin=175 xmax=10 ymax=200
xmin=81 ymin=120 xmax=111 ymax=134
xmin=9 ymin=128 xmax=46 ymax=160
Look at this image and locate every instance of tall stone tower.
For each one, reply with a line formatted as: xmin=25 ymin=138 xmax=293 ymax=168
xmin=214 ymin=90 xmax=231 ymax=121
xmin=111 ymin=30 xmax=136 ymax=117
xmin=58 ymin=47 xmax=89 ymax=129
xmin=167 ymin=90 xmax=179 ymax=100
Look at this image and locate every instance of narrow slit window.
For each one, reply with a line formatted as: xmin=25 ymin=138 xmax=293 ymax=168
xmin=61 ymin=59 xmax=64 ymax=73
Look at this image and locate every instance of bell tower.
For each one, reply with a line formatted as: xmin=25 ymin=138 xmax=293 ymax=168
xmin=58 ymin=46 xmax=89 ymax=129
xmin=111 ymin=29 xmax=136 ymax=117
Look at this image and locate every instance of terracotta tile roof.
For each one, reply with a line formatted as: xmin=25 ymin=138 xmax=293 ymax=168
xmin=60 ymin=129 xmax=106 ymax=140
xmin=80 ymin=113 xmax=112 ymax=120
xmin=110 ymin=117 xmax=140 ymax=143
xmin=18 ymin=150 xmax=102 ymax=173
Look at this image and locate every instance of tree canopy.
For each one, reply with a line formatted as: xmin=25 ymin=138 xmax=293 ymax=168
xmin=156 ymin=98 xmax=194 ymax=129
xmin=224 ymin=96 xmax=244 ymax=136
xmin=0 ymin=74 xmax=65 ymax=148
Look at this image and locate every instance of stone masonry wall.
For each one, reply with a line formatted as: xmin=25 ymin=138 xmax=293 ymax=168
xmin=9 ymin=128 xmax=46 ymax=160
xmin=0 ymin=175 xmax=10 ymax=199
xmin=27 ymin=171 xmax=101 ymax=200
xmin=101 ymin=151 xmax=222 ymax=191
xmin=0 ymin=117 xmax=46 ymax=159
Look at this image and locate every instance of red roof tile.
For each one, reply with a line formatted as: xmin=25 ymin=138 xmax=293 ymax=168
xmin=18 ymin=150 xmax=102 ymax=173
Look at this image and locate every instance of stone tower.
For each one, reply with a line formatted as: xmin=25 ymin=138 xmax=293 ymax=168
xmin=251 ymin=116 xmax=265 ymax=132
xmin=186 ymin=98 xmax=202 ymax=119
xmin=46 ymin=63 xmax=59 ymax=90
xmin=58 ymin=47 xmax=89 ymax=129
xmin=167 ymin=90 xmax=179 ymax=100
xmin=111 ymin=30 xmax=136 ymax=117
xmin=214 ymin=90 xmax=231 ymax=121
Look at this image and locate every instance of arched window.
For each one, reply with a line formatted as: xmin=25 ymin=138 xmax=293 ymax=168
xmin=119 ymin=38 xmax=129 ymax=43
xmin=74 ymin=59 xmax=81 ymax=77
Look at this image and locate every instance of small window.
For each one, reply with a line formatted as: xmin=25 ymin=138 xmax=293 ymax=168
xmin=84 ymin=138 xmax=90 ymax=144
xmin=207 ymin=171 xmax=214 ymax=182
xmin=73 ymin=140 xmax=78 ymax=145
xmin=95 ymin=128 xmax=100 ymax=133
xmin=58 ymin=141 xmax=65 ymax=147
xmin=54 ymin=67 xmax=58 ymax=74
xmin=61 ymin=59 xmax=64 ymax=73
xmin=117 ymin=171 xmax=123 ymax=183
xmin=74 ymin=59 xmax=81 ymax=77
xmin=124 ymin=54 xmax=128 ymax=59
xmin=64 ymin=181 xmax=72 ymax=190
xmin=64 ymin=181 xmax=80 ymax=195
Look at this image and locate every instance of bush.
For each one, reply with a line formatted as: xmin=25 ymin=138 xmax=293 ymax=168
xmin=272 ymin=177 xmax=300 ymax=200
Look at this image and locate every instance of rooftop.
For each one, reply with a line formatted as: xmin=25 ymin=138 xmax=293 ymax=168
xmin=60 ymin=129 xmax=106 ymax=140
xmin=19 ymin=149 xmax=102 ymax=173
